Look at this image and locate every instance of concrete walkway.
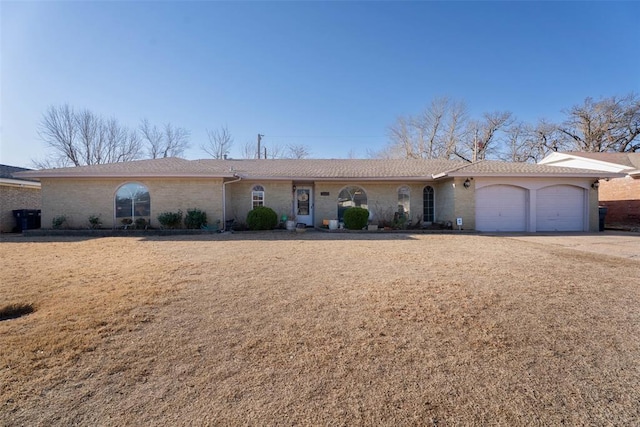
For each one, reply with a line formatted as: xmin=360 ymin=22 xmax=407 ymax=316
xmin=505 ymin=231 xmax=640 ymax=261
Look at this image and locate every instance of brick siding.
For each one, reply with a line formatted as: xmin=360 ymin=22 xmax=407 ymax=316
xmin=0 ymin=185 xmax=41 ymax=232
xmin=598 ymin=177 xmax=640 ymax=228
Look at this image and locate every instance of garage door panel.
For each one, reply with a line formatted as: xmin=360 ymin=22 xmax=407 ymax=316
xmin=476 ymin=185 xmax=527 ymax=232
xmin=536 ymin=185 xmax=584 ymax=232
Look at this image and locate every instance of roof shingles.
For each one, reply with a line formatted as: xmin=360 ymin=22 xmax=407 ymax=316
xmin=14 ymin=157 xmax=621 ymax=180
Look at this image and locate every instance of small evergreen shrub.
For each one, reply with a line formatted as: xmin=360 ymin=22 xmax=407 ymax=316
xmin=184 ymin=208 xmax=207 ymax=229
xmin=246 ymin=206 xmax=278 ymax=230
xmin=157 ymin=210 xmax=183 ymax=229
xmin=88 ymin=215 xmax=102 ymax=229
xmin=52 ymin=215 xmax=67 ymax=229
xmin=343 ymin=207 xmax=369 ymax=230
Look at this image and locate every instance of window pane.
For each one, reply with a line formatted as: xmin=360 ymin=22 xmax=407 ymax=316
xmin=337 ymin=186 xmax=367 ymax=221
xmin=398 ymin=186 xmax=410 ymax=217
xmin=423 ymin=186 xmax=434 ymax=222
xmin=116 ymin=183 xmax=150 ymax=219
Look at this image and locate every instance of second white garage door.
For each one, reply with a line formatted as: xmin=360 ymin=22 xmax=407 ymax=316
xmin=536 ymin=185 xmax=585 ymax=232
xmin=476 ymin=185 xmax=527 ymax=232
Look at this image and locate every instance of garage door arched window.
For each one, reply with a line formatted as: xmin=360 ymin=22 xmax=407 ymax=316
xmin=423 ymin=186 xmax=434 ymax=222
xmin=251 ymin=185 xmax=265 ymax=209
xmin=338 ymin=186 xmax=367 ymax=221
xmin=115 ymin=182 xmax=150 ymax=225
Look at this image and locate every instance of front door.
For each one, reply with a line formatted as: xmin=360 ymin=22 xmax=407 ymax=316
xmin=295 ymin=186 xmax=313 ymax=226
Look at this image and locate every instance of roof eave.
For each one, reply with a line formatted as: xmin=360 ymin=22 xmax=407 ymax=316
xmin=0 ymin=178 xmax=42 ymax=188
xmin=447 ymin=171 xmax=626 ymax=179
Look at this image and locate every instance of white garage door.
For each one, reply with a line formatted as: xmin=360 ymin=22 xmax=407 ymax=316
xmin=536 ymin=185 xmax=585 ymax=232
xmin=476 ymin=185 xmax=527 ymax=232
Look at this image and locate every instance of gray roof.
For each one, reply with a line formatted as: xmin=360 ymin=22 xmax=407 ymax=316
xmin=0 ymin=164 xmax=39 ymax=182
xmin=14 ymin=157 xmax=621 ymax=181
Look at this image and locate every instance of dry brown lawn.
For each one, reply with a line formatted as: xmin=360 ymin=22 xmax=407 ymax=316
xmin=1 ymin=232 xmax=639 ymax=426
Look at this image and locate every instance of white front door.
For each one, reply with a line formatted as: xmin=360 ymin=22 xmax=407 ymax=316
xmin=295 ymin=186 xmax=313 ymax=226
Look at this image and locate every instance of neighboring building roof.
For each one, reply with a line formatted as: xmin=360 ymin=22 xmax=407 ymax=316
xmin=0 ymin=164 xmax=41 ymax=188
xmin=14 ymin=157 xmax=622 ymax=181
xmin=539 ymin=152 xmax=640 ymax=177
xmin=444 ymin=160 xmax=622 ymax=178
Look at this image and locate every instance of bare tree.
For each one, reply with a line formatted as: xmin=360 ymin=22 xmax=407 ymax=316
xmin=139 ymin=119 xmax=164 ymax=159
xmin=38 ymin=104 xmax=80 ymax=166
xmin=161 ymin=123 xmax=190 ymax=158
xmin=202 ymin=125 xmax=234 ymax=159
xmin=140 ymin=120 xmax=190 ymax=158
xmin=241 ymin=140 xmax=258 ymax=159
xmin=558 ymin=93 xmax=640 ymax=152
xmin=36 ymin=104 xmax=142 ymax=167
xmin=286 ymin=144 xmax=311 ymax=159
xmin=458 ymin=111 xmax=513 ymax=161
xmin=382 ymin=97 xmax=469 ymax=160
xmin=264 ymin=143 xmax=286 ymax=159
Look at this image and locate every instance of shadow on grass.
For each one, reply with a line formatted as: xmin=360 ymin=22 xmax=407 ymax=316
xmin=1 ymin=228 xmax=482 ymax=243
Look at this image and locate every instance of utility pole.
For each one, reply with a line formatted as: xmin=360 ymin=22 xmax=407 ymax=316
xmin=257 ymin=134 xmax=264 ymax=159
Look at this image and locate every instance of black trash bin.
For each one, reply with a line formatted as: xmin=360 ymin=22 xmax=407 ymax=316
xmin=12 ymin=209 xmax=41 ymax=232
xmin=598 ymin=206 xmax=608 ymax=232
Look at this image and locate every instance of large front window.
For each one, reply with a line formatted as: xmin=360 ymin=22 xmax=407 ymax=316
xmin=338 ymin=186 xmax=367 ymax=221
xmin=115 ymin=182 xmax=150 ymax=226
xmin=398 ymin=186 xmax=410 ymax=218
xmin=251 ymin=185 xmax=265 ymax=209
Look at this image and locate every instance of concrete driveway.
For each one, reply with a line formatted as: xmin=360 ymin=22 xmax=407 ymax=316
xmin=504 ymin=231 xmax=640 ymax=261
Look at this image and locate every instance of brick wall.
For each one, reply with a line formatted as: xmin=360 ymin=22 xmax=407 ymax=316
xmin=598 ymin=177 xmax=640 ymax=228
xmin=41 ymin=177 xmax=223 ymax=229
xmin=0 ymin=185 xmax=41 ymax=232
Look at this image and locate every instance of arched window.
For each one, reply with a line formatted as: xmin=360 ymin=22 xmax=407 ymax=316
xmin=115 ymin=182 xmax=150 ymax=225
xmin=338 ymin=186 xmax=367 ymax=221
xmin=423 ymin=186 xmax=434 ymax=222
xmin=251 ymin=185 xmax=265 ymax=209
xmin=397 ymin=186 xmax=410 ymax=218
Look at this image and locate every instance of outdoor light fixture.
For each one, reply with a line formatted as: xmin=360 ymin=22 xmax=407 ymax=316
xmin=591 ymin=180 xmax=600 ymax=189
xmin=463 ymin=179 xmax=471 ymax=189
xmin=292 ymin=185 xmax=297 ymax=191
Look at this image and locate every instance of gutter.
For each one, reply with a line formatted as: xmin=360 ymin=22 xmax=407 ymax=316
xmin=222 ymin=174 xmax=242 ymax=231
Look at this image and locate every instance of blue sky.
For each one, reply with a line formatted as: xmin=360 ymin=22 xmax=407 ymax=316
xmin=2 ymin=1 xmax=639 ymax=168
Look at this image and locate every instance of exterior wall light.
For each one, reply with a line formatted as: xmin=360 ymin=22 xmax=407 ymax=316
xmin=463 ymin=178 xmax=471 ymax=189
xmin=591 ymin=180 xmax=600 ymax=189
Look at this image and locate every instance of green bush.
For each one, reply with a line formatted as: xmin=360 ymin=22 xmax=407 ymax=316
xmin=246 ymin=206 xmax=278 ymax=230
xmin=184 ymin=208 xmax=207 ymax=229
xmin=88 ymin=215 xmax=102 ymax=229
xmin=343 ymin=207 xmax=369 ymax=230
xmin=52 ymin=215 xmax=67 ymax=229
xmin=157 ymin=210 xmax=183 ymax=229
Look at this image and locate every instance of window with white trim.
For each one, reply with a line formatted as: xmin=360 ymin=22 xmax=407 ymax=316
xmin=337 ymin=186 xmax=367 ymax=221
xmin=251 ymin=185 xmax=265 ymax=209
xmin=115 ymin=182 xmax=150 ymax=226
xmin=398 ymin=186 xmax=410 ymax=218
xmin=423 ymin=186 xmax=434 ymax=222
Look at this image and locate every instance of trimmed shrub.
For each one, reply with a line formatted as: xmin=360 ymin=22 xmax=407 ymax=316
xmin=246 ymin=206 xmax=278 ymax=230
xmin=157 ymin=210 xmax=183 ymax=229
xmin=184 ymin=208 xmax=207 ymax=229
xmin=88 ymin=215 xmax=102 ymax=229
xmin=343 ymin=207 xmax=369 ymax=230
xmin=52 ymin=215 xmax=67 ymax=229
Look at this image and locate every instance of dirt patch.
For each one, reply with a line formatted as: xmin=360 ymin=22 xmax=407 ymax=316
xmin=1 ymin=233 xmax=639 ymax=425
